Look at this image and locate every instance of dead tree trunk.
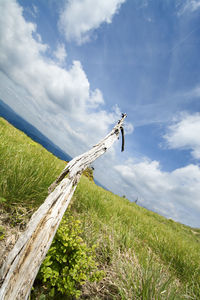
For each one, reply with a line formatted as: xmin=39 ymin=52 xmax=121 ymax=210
xmin=0 ymin=114 xmax=127 ymax=300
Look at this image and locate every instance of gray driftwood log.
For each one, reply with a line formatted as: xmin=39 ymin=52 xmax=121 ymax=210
xmin=0 ymin=114 xmax=127 ymax=300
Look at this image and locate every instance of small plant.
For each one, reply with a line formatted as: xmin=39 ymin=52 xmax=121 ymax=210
xmin=0 ymin=197 xmax=7 ymax=204
xmin=36 ymin=213 xmax=103 ymax=298
xmin=83 ymin=167 xmax=94 ymax=181
xmin=0 ymin=225 xmax=5 ymax=240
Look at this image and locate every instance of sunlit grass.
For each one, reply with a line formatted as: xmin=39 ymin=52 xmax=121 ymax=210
xmin=0 ymin=118 xmax=65 ymax=208
xmin=1 ymin=117 xmax=200 ymax=299
xmin=71 ymin=176 xmax=200 ymax=299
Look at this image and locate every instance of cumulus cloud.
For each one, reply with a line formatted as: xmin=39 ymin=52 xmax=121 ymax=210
xmin=0 ymin=0 xmax=88 ymax=114
xmin=53 ymin=43 xmax=67 ymax=65
xmin=2 ymin=0 xmax=199 ymax=228
xmin=0 ymin=0 xmax=132 ymax=158
xmin=164 ymin=113 xmax=200 ymax=159
xmin=114 ymin=159 xmax=200 ymax=227
xmin=88 ymin=89 xmax=104 ymax=108
xmin=58 ymin=0 xmax=126 ymax=44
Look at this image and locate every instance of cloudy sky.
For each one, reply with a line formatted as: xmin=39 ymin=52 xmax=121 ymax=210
xmin=0 ymin=0 xmax=200 ymax=227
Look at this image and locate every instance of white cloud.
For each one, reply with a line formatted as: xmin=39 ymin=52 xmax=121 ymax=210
xmin=0 ymin=0 xmax=132 ymax=158
xmin=2 ymin=1 xmax=200 ymax=228
xmin=58 ymin=0 xmax=126 ymax=44
xmin=53 ymin=43 xmax=67 ymax=65
xmin=189 ymin=85 xmax=200 ymax=98
xmin=23 ymin=3 xmax=39 ymax=18
xmin=164 ymin=113 xmax=200 ymax=159
xmin=114 ymin=159 xmax=200 ymax=227
xmin=30 ymin=4 xmax=38 ymax=18
xmin=88 ymin=89 xmax=104 ymax=108
xmin=177 ymin=0 xmax=200 ymax=16
xmin=124 ymin=122 xmax=134 ymax=135
xmin=0 ymin=1 xmax=91 ymax=116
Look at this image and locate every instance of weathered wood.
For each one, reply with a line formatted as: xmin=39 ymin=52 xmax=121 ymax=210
xmin=0 ymin=114 xmax=126 ymax=300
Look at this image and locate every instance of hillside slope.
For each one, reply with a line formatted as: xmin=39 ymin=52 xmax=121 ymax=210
xmin=72 ymin=177 xmax=200 ymax=299
xmin=0 ymin=117 xmax=200 ymax=299
xmin=0 ymin=99 xmax=72 ymax=162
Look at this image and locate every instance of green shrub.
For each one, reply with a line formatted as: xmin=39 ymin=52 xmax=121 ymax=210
xmin=37 ymin=213 xmax=103 ymax=298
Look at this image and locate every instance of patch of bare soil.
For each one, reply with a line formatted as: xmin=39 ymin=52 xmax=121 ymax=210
xmin=0 ymin=205 xmax=34 ymax=269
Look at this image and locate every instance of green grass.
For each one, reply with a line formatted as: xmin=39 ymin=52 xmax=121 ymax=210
xmin=0 ymin=118 xmax=65 ymax=208
xmin=0 ymin=117 xmax=200 ymax=299
xmin=71 ymin=177 xmax=200 ymax=299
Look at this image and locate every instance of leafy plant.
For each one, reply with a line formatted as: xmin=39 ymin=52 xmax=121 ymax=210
xmin=0 ymin=197 xmax=7 ymax=204
xmin=37 ymin=213 xmax=103 ymax=298
xmin=83 ymin=167 xmax=94 ymax=181
xmin=0 ymin=225 xmax=5 ymax=240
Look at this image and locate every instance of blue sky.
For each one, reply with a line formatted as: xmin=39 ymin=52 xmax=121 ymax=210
xmin=1 ymin=0 xmax=200 ymax=227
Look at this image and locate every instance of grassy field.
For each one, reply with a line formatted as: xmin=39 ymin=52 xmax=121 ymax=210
xmin=0 ymin=117 xmax=200 ymax=299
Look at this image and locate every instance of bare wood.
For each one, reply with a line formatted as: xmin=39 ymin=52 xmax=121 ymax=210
xmin=0 ymin=114 xmax=126 ymax=300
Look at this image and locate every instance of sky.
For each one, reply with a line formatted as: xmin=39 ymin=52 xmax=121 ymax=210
xmin=0 ymin=0 xmax=200 ymax=227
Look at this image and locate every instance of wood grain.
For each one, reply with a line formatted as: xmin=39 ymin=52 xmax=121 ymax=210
xmin=0 ymin=114 xmax=126 ymax=300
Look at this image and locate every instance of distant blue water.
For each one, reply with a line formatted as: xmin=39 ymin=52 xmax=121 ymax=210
xmin=0 ymin=99 xmax=72 ymax=162
xmin=0 ymin=99 xmax=108 ymax=189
